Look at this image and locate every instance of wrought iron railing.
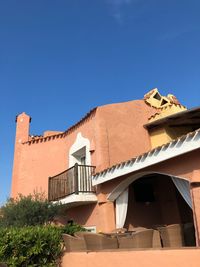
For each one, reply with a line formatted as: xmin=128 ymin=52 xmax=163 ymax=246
xmin=48 ymin=164 xmax=96 ymax=201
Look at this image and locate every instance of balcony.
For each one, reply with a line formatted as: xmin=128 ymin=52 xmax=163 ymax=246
xmin=48 ymin=164 xmax=97 ymax=206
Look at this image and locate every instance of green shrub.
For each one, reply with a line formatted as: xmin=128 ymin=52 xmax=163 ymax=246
xmin=0 ymin=223 xmax=85 ymax=267
xmin=0 ymin=193 xmax=86 ymax=266
xmin=61 ymin=223 xmax=86 ymax=236
xmin=0 ymin=225 xmax=63 ymax=266
xmin=0 ymin=193 xmax=61 ymax=227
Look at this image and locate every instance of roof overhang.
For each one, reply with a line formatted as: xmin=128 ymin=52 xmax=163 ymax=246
xmin=144 ymin=106 xmax=200 ymax=129
xmin=92 ymin=129 xmax=200 ymax=186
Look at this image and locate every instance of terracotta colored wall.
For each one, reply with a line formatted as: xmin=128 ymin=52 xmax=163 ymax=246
xmin=63 ymin=204 xmax=99 ymax=228
xmin=11 ymin=112 xmax=97 ymax=198
xmin=61 ymin=249 xmax=200 ymax=267
xmin=58 ymin=202 xmax=115 ymax=233
xmin=11 ymin=113 xmax=31 ymax=197
xmin=15 ymin=136 xmax=67 ymax=197
xmin=11 ymin=100 xmax=156 ymax=198
xmin=95 ymin=100 xmax=156 ymax=170
xmin=147 ymin=150 xmax=200 ymax=182
xmin=11 ymin=99 xmax=157 ymax=232
xmin=64 ymin=202 xmax=115 ymax=232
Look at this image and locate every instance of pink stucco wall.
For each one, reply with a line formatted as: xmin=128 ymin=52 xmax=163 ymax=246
xmin=94 ymin=100 xmax=156 ymax=170
xmin=11 ymin=99 xmax=156 ymax=198
xmin=10 ymin=100 xmax=157 ymax=232
xmin=61 ymin=249 xmax=200 ymax=267
xmin=11 ymin=111 xmax=97 ymax=197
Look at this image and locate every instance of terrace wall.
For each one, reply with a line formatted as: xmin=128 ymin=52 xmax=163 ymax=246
xmin=61 ymin=248 xmax=200 ymax=267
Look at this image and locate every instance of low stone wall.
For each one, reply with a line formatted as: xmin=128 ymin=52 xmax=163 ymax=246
xmin=61 ymin=248 xmax=200 ymax=267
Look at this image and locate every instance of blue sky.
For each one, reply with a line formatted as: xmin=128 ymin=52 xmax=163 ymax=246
xmin=0 ymin=0 xmax=200 ymax=205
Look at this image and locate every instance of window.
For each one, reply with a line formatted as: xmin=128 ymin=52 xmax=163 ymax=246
xmin=69 ymin=132 xmax=91 ymax=167
xmin=72 ymin=147 xmax=86 ymax=165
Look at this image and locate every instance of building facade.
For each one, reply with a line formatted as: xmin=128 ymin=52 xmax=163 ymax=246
xmin=11 ymin=88 xmax=200 ymax=246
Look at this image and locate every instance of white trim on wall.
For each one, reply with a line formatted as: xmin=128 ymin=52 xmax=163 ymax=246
xmin=69 ymin=132 xmax=91 ymax=167
xmin=54 ymin=192 xmax=97 ymax=206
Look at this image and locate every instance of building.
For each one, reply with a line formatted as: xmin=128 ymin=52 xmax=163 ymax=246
xmin=11 ymin=88 xmax=200 ymax=247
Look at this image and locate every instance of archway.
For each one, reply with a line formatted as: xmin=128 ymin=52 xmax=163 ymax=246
xmin=108 ymin=172 xmax=196 ymax=247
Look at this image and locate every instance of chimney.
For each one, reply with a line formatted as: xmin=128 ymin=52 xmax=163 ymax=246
xmin=11 ymin=112 xmax=31 ymax=198
xmin=15 ymin=112 xmax=31 ymax=144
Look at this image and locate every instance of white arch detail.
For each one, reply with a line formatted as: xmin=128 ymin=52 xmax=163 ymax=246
xmin=107 ymin=171 xmax=190 ymax=202
xmin=69 ymin=132 xmax=91 ymax=167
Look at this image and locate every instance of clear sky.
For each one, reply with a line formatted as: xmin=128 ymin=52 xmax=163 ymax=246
xmin=0 ymin=0 xmax=200 ymax=205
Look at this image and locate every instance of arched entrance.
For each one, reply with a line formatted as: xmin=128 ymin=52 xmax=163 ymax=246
xmin=108 ymin=172 xmax=196 ymax=247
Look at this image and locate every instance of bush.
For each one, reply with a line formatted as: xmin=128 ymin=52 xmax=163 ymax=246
xmin=0 ymin=193 xmax=86 ymax=266
xmin=0 ymin=193 xmax=61 ymax=227
xmin=0 ymin=223 xmax=85 ymax=267
xmin=0 ymin=225 xmax=62 ymax=266
xmin=61 ymin=222 xmax=86 ymax=236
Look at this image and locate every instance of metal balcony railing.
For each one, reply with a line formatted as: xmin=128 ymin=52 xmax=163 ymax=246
xmin=48 ymin=164 xmax=96 ymax=201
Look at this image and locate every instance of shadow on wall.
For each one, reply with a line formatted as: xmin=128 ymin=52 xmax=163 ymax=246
xmin=55 ymin=204 xmax=97 ymax=226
